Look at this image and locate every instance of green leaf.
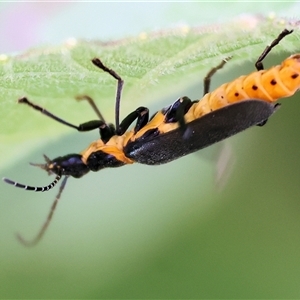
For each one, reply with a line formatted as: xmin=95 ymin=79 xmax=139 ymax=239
xmin=1 ymin=16 xmax=300 ymax=167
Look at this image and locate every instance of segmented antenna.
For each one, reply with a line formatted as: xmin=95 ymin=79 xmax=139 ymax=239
xmin=2 ymin=174 xmax=61 ymax=192
xmin=16 ymin=176 xmax=69 ymax=247
xmin=2 ymin=174 xmax=68 ymax=246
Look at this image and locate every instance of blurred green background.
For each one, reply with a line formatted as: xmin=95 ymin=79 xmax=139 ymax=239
xmin=1 ymin=2 xmax=300 ymax=298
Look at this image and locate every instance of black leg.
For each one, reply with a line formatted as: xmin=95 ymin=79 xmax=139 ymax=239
xmin=165 ymin=97 xmax=193 ymax=137
xmin=256 ymin=119 xmax=268 ymax=127
xmin=203 ymin=57 xmax=232 ymax=95
xmin=76 ymin=95 xmax=106 ymax=123
xmin=256 ymin=103 xmax=281 ymax=127
xmin=255 ymin=29 xmax=293 ymax=71
xmin=92 ymin=58 xmax=124 ymax=130
xmin=19 ymin=97 xmax=106 ymax=133
xmin=117 ymin=107 xmax=149 ymax=135
xmin=133 ymin=108 xmax=149 ymax=134
xmin=19 ymin=97 xmax=79 ymax=130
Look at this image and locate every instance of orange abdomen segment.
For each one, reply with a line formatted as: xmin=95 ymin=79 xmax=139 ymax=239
xmin=191 ymin=54 xmax=300 ymax=119
xmin=225 ymin=75 xmax=249 ymax=103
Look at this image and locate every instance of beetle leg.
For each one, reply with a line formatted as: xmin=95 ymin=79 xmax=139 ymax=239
xmin=92 ymin=58 xmax=124 ymax=130
xmin=203 ymin=57 xmax=232 ymax=95
xmin=18 ymin=97 xmax=79 ymax=130
xmin=75 ymin=95 xmax=106 ymax=123
xmin=18 ymin=97 xmax=117 ymax=141
xmin=255 ymin=29 xmax=293 ymax=71
xmin=164 ymin=97 xmax=193 ymax=138
xmin=117 ymin=107 xmax=149 ymax=135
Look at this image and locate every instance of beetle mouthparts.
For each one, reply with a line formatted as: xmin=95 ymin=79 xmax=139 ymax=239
xmin=29 ymin=154 xmax=53 ymax=175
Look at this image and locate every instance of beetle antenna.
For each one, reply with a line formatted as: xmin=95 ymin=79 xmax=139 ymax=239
xmin=2 ymin=174 xmax=62 ymax=192
xmin=15 ymin=176 xmax=69 ymax=247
